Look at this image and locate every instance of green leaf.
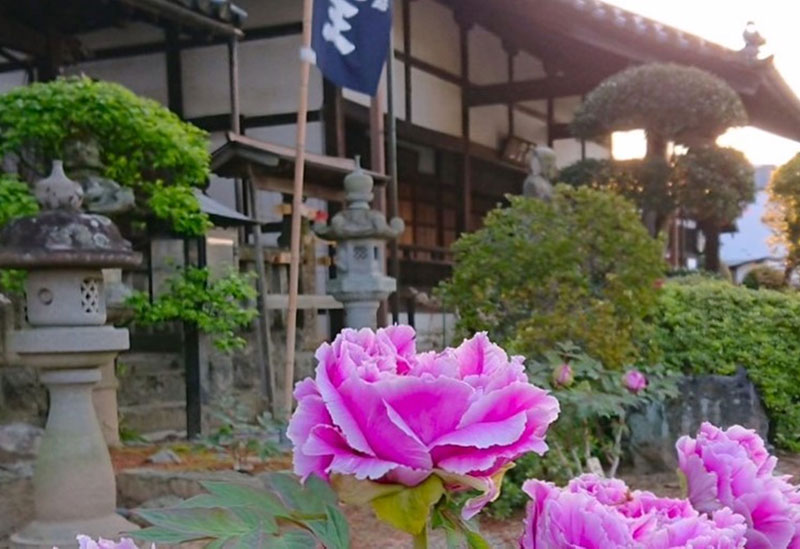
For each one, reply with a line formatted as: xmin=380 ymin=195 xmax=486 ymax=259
xmin=304 ymin=505 xmax=350 ymax=549
xmin=135 ymin=508 xmax=249 ymax=538
xmin=371 ymin=475 xmax=444 ymax=535
xmin=266 ymin=472 xmax=337 ymax=515
xmin=132 ymin=526 xmax=203 ymax=544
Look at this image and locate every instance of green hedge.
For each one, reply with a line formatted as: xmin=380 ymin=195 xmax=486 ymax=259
xmin=651 ymin=279 xmax=800 ymax=449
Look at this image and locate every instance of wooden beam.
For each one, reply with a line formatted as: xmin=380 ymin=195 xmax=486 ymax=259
xmin=0 ymin=15 xmax=47 ymax=57
xmin=466 ymin=74 xmax=603 ymax=106
xmin=116 ymin=0 xmax=243 ymax=37
xmin=459 ymin=22 xmax=473 ymax=233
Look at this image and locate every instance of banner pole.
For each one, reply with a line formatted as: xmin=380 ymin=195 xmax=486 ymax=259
xmin=284 ymin=0 xmax=314 ymax=421
xmin=386 ymin=9 xmax=401 ymax=324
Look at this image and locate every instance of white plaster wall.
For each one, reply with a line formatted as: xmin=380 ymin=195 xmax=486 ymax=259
xmin=554 ymin=138 xmax=610 ymax=167
xmin=240 ymin=36 xmax=324 ymax=116
xmin=513 ymin=110 xmax=548 ymax=144
xmin=247 ymin=122 xmax=325 ymax=154
xmin=514 ymin=51 xmax=547 ymax=80
xmin=468 ymin=25 xmax=508 ymax=85
xmin=410 ymin=0 xmax=460 ymax=75
xmin=470 ymin=105 xmax=509 ymax=149
xmin=182 ymin=44 xmax=230 ymax=118
xmin=0 ymin=71 xmax=27 ymax=94
xmin=237 ymin=0 xmax=302 ymax=28
xmin=554 ymin=95 xmax=583 ymax=124
xmin=63 ymin=54 xmax=168 ymax=106
xmin=410 ymin=68 xmax=461 ymax=136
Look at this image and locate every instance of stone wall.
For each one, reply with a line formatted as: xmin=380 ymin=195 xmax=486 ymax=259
xmin=627 ymin=367 xmax=770 ymax=473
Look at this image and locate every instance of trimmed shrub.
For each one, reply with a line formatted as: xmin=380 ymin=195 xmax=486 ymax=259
xmin=650 ymin=278 xmax=800 ymax=449
xmin=438 ymin=186 xmax=665 ymax=367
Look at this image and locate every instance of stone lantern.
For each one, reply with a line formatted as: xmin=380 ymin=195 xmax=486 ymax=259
xmin=314 ymin=158 xmax=404 ymax=329
xmin=0 ymin=161 xmax=141 ymax=548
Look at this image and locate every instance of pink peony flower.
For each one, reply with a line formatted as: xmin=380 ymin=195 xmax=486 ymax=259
xmin=521 ymin=480 xmax=637 ymax=549
xmin=521 ymin=475 xmax=747 ymax=548
xmin=552 ymin=363 xmax=574 ymax=387
xmin=288 ymin=327 xmax=560 ymax=519
xmin=677 ymin=422 xmax=800 ymax=548
xmin=622 ymin=369 xmax=647 ymax=393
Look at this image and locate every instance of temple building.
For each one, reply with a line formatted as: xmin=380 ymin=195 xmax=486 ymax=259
xmin=1 ymin=0 xmax=799 ymax=433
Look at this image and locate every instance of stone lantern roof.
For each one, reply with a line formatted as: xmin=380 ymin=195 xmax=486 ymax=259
xmin=0 ymin=161 xmax=141 ymax=269
xmin=314 ymin=157 xmax=405 ymax=242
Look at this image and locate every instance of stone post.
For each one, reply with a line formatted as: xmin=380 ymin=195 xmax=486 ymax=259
xmin=313 ymin=159 xmax=404 ymax=329
xmin=0 ymin=161 xmax=142 ymax=548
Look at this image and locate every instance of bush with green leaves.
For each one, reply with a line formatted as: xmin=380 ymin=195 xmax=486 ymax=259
xmin=488 ymin=343 xmax=678 ymax=518
xmin=766 ymin=152 xmax=800 ymax=281
xmin=0 ymin=174 xmax=38 ymax=294
xmin=200 ymin=396 xmax=283 ymax=471
xmin=127 ymin=266 xmax=257 ymax=352
xmin=674 ymin=145 xmax=755 ymax=272
xmin=650 ymin=278 xmax=800 ymax=450
xmin=742 ymin=265 xmax=788 ymax=290
xmin=438 ymin=186 xmax=665 ymax=367
xmin=559 ymin=157 xmax=675 ymax=232
xmin=0 ymin=76 xmax=210 ymax=235
xmin=134 ymin=474 xmax=349 ymax=548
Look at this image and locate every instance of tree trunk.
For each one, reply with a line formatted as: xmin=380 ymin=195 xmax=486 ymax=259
xmin=701 ymin=221 xmax=721 ymax=273
xmin=642 ymin=134 xmax=670 ymax=238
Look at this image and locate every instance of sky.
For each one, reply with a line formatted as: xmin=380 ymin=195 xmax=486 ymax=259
xmin=604 ymin=0 xmax=800 ymax=167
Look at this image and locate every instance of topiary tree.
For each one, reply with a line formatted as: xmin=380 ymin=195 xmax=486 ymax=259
xmin=559 ymin=157 xmax=675 ymax=228
xmin=438 ymin=186 xmax=665 ymax=367
xmin=572 ymin=63 xmax=748 ymax=157
xmin=0 ymin=76 xmax=211 ymax=235
xmin=572 ymin=63 xmax=747 ymax=237
xmin=674 ymin=146 xmax=754 ymax=273
xmin=765 ymin=153 xmax=800 ymax=283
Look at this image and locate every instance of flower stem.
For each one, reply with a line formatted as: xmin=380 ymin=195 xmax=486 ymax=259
xmin=413 ymin=527 xmax=428 ymax=549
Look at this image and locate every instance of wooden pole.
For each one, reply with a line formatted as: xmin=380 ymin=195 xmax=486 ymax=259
xmin=387 ymin=16 xmax=401 ymax=324
xmin=284 ymin=0 xmax=314 ymax=420
xmin=371 ymin=75 xmax=388 ymax=328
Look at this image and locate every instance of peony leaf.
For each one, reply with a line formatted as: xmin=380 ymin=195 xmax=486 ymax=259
xmin=371 ymin=475 xmax=444 ymax=535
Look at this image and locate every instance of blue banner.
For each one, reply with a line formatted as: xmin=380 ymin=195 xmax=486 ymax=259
xmin=311 ymin=0 xmax=393 ymax=96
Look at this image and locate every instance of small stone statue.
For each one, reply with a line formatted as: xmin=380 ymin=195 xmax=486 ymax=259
xmin=65 ymin=137 xmax=135 ymax=214
xmin=523 ymin=145 xmax=558 ymax=200
xmin=742 ymin=21 xmax=765 ymax=60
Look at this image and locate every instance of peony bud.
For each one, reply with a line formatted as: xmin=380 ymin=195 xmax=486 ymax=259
xmin=622 ymin=369 xmax=647 ymax=393
xmin=553 ymin=363 xmax=574 ymax=387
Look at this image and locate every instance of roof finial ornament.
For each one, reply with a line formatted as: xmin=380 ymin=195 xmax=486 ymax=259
xmin=742 ymin=21 xmax=766 ymax=60
xmin=34 ymin=160 xmax=84 ymax=212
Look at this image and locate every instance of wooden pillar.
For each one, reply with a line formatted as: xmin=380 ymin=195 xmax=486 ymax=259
xmin=370 ymin=79 xmax=389 ymax=328
xmin=165 ymin=25 xmax=184 ymax=117
xmin=546 ymin=96 xmax=555 ymax=148
xmin=402 ymin=0 xmax=412 ymax=123
xmin=459 ymin=21 xmax=473 ymax=233
xmin=505 ymin=44 xmax=516 ymax=136
xmin=322 ymin=80 xmax=346 ymax=337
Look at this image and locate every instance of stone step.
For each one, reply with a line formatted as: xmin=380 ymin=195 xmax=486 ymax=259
xmin=118 ymin=370 xmax=185 ymax=408
xmin=117 ymin=352 xmax=183 ymax=375
xmin=119 ymin=401 xmax=186 ymax=436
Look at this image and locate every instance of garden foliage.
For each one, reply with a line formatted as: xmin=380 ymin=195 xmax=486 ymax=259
xmin=490 ymin=343 xmax=677 ymax=518
xmin=134 ymin=474 xmax=350 ymax=548
xmin=127 ymin=267 xmax=257 ymax=352
xmin=766 ymin=153 xmax=800 ymax=281
xmin=0 ymin=76 xmax=210 ymax=235
xmin=0 ymin=174 xmax=37 ymax=294
xmin=651 ymin=278 xmax=800 ymax=450
xmin=438 ymin=186 xmax=665 ymax=368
